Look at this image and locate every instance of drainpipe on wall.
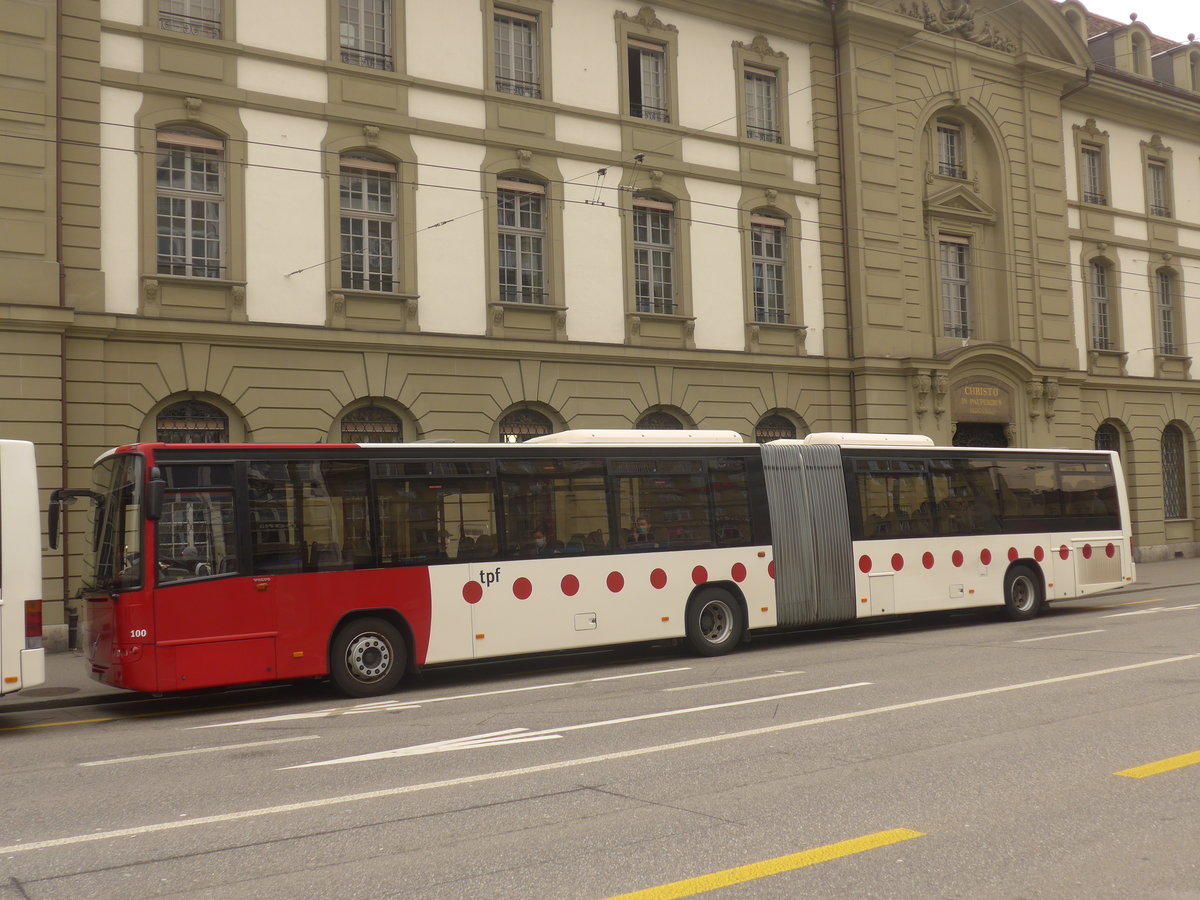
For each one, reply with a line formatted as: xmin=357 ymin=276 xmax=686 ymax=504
xmin=830 ymin=0 xmax=859 ymax=431
xmin=56 ymin=0 xmax=75 ymax=649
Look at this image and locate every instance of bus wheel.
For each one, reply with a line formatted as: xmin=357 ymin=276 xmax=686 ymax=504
xmin=330 ymin=617 xmax=406 ymax=697
xmin=1003 ymin=565 xmax=1043 ymax=621
xmin=684 ymin=588 xmax=745 ymax=656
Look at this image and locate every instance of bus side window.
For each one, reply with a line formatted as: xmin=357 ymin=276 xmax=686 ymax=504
xmin=376 ymin=477 xmax=497 ymax=566
xmin=614 ymin=459 xmax=712 ymax=552
xmin=158 ymin=463 xmax=236 ymax=583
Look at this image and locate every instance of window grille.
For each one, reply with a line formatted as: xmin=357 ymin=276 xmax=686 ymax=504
xmin=340 ymin=0 xmax=393 ymax=70
xmin=156 ymin=130 xmax=225 ymax=278
xmin=633 ymin=200 xmax=674 ymax=314
xmin=744 ymin=68 xmax=780 ymax=143
xmin=637 ymin=411 xmax=683 ymax=429
xmin=156 ymin=400 xmax=228 ymax=443
xmin=1090 ymin=261 xmax=1111 ymax=350
xmin=494 ymin=10 xmax=540 ymax=98
xmin=1094 ymin=424 xmax=1120 ymax=454
xmin=497 ymin=179 xmax=546 ymax=303
xmin=340 ymin=155 xmax=397 ymax=293
xmin=751 ymin=217 xmax=786 ymax=324
xmin=939 ymin=239 xmax=971 ymax=338
xmin=341 ymin=406 xmax=403 ymax=443
xmin=755 ymin=415 xmax=797 ymax=442
xmin=1162 ymin=425 xmax=1187 ymax=519
xmin=159 ymin=0 xmax=221 ymax=38
xmin=499 ymin=409 xmax=553 ymax=443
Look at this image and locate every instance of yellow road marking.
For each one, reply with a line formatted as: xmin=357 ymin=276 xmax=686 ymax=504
xmin=0 ymin=700 xmax=268 ymax=733
xmin=1116 ymin=750 xmax=1200 ymax=779
xmin=603 ymin=828 xmax=924 ymax=900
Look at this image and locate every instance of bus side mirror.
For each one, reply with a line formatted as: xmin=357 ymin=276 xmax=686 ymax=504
xmin=48 ymin=490 xmax=62 ymax=550
xmin=146 ymin=468 xmax=165 ymax=521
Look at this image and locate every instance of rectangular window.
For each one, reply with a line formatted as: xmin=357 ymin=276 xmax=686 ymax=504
xmin=633 ymin=200 xmax=674 ymax=314
xmin=496 ymin=179 xmax=545 ymax=303
xmin=613 ymin=459 xmax=713 ymax=551
xmin=1090 ymin=261 xmax=1111 ymax=350
xmin=340 ymin=0 xmax=393 ymax=71
xmin=854 ymin=458 xmax=935 ymax=538
xmin=628 ymin=40 xmax=669 ymax=123
xmin=157 ymin=464 xmax=236 ymax=583
xmin=156 ymin=131 xmax=224 ymax=278
xmin=751 ymin=216 xmax=786 ymax=323
xmin=744 ymin=67 xmax=780 ymax=143
xmin=937 ymin=122 xmax=965 ymax=178
xmin=340 ymin=157 xmax=397 ymax=293
xmin=1081 ymin=146 xmax=1106 ymax=204
xmin=1148 ymin=161 xmax=1170 ymax=217
xmin=376 ymin=475 xmax=497 ymax=565
xmin=939 ymin=238 xmax=970 ymax=338
xmin=159 ymin=0 xmax=221 ymax=39
xmin=1156 ymin=270 xmax=1176 ymax=355
xmin=498 ymin=458 xmax=609 ymax=557
xmin=494 ymin=9 xmax=540 ymax=98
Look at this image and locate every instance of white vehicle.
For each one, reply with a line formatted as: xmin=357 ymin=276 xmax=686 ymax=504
xmin=1 ymin=440 xmax=45 ymax=696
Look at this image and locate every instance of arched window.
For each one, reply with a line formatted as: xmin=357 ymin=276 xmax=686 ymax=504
xmin=499 ymin=408 xmax=553 ymax=443
xmin=341 ymin=405 xmax=402 ymax=443
xmin=1162 ymin=424 xmax=1187 ymax=519
xmin=755 ymin=414 xmax=796 ymax=442
xmin=637 ymin=410 xmax=683 ymax=429
xmin=156 ymin=400 xmax=228 ymax=443
xmin=1094 ymin=423 xmax=1120 ymax=454
xmin=156 ymin=128 xmax=225 ymax=278
xmin=340 ymin=153 xmax=397 ymax=292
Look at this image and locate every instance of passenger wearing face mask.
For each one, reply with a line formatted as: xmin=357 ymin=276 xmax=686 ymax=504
xmin=627 ymin=517 xmax=656 ymax=544
xmin=527 ymin=527 xmax=562 ymax=557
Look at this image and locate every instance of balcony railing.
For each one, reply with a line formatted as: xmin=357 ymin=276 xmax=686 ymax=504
xmin=632 ymin=103 xmax=670 ymax=123
xmin=938 ymin=162 xmax=967 ymax=179
xmin=1082 ymin=191 xmax=1107 ymax=205
xmin=340 ymin=46 xmax=394 ymax=71
xmin=1150 ymin=204 xmax=1171 ymax=218
xmin=746 ymin=125 xmax=782 ymax=143
xmin=496 ymin=76 xmax=542 ymax=99
xmin=160 ymin=12 xmax=221 ymax=39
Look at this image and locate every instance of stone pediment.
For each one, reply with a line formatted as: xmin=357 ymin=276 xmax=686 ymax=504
xmin=924 ymin=183 xmax=996 ymax=223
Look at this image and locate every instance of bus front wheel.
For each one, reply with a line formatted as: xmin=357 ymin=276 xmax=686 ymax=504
xmin=330 ymin=617 xmax=406 ymax=697
xmin=1003 ymin=565 xmax=1043 ymax=621
xmin=684 ymin=588 xmax=745 ymax=656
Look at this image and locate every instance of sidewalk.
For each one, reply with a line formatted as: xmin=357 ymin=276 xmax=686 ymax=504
xmin=6 ymin=556 xmax=1200 ymax=713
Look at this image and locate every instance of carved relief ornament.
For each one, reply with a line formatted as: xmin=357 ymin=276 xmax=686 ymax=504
xmin=615 ymin=6 xmax=677 ymax=33
xmin=897 ymin=0 xmax=1017 ymax=52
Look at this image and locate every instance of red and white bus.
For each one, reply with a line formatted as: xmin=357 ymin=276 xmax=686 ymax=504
xmin=51 ymin=431 xmax=1134 ymax=697
xmin=1 ymin=439 xmax=46 ymax=696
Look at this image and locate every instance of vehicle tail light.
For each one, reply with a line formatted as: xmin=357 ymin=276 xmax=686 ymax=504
xmin=25 ymin=600 xmax=43 ymax=640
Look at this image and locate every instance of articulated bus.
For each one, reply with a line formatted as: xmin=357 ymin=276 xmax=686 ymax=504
xmin=50 ymin=431 xmax=1134 ymax=698
xmin=1 ymin=440 xmax=46 ymax=696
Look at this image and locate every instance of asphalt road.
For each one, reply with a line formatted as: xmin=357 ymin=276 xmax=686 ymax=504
xmin=1 ymin=587 xmax=1197 ymax=900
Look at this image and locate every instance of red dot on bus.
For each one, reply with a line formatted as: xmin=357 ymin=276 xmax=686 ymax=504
xmin=768 ymin=561 xmax=775 ymax=579
xmin=607 ymin=571 xmax=624 ymax=593
xmin=650 ymin=568 xmax=667 ymax=589
xmin=922 ymin=551 xmax=934 ymax=569
xmin=952 ymin=550 xmax=964 ymax=567
xmin=1034 ymin=546 xmax=1045 ymax=562
xmin=513 ymin=577 xmax=532 ymax=600
xmin=1106 ymin=543 xmax=1115 ymax=558
xmin=691 ymin=565 xmax=708 ymax=585
xmin=980 ymin=548 xmax=992 ymax=565
xmin=561 ymin=574 xmax=579 ymax=596
xmin=462 ymin=582 xmax=483 ymax=604
xmin=1008 ymin=547 xmax=1019 ymax=563
xmin=1059 ymin=545 xmax=1070 ymax=560
xmin=891 ymin=553 xmax=904 ymax=571
xmin=731 ymin=563 xmax=746 ymax=583
xmin=1082 ymin=543 xmax=1092 ymax=559
xmin=859 ymin=555 xmax=872 ymax=574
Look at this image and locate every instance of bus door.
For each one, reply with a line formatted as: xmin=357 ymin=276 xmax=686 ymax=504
xmin=152 ymin=461 xmax=275 ymax=690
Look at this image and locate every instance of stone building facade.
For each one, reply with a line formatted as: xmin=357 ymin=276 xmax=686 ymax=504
xmin=1 ymin=0 xmax=1197 ymax=647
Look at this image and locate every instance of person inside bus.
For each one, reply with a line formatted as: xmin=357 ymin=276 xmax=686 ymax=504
xmin=626 ymin=517 xmax=656 ymax=544
xmin=526 ymin=527 xmax=562 ymax=557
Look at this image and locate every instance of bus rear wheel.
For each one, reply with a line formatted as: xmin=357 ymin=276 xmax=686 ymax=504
xmin=330 ymin=617 xmax=406 ymax=697
xmin=684 ymin=588 xmax=745 ymax=656
xmin=1003 ymin=565 xmax=1043 ymax=621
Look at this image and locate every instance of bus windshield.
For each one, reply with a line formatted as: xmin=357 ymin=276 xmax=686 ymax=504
xmin=82 ymin=454 xmax=144 ymax=592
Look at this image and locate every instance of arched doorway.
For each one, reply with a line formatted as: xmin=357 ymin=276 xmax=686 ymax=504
xmin=952 ymin=422 xmax=1008 ymax=447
